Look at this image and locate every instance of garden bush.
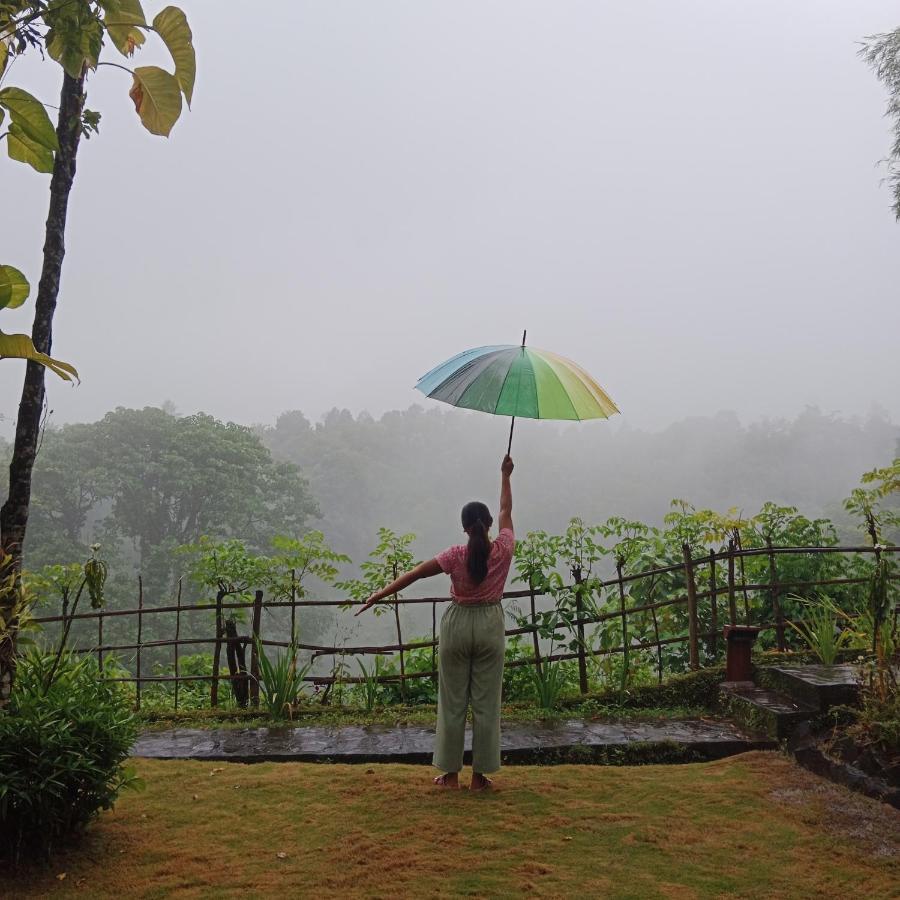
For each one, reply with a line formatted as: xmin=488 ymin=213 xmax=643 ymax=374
xmin=379 ymin=642 xmax=438 ymax=705
xmin=559 ymin=664 xmax=726 ymax=711
xmin=0 ymin=650 xmax=140 ymax=863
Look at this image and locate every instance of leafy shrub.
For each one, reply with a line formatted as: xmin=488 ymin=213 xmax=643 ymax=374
xmin=142 ymin=652 xmax=230 ymax=711
xmin=0 ymin=650 xmax=140 ymax=863
xmin=379 ymin=642 xmax=438 ymax=705
xmin=559 ymin=665 xmax=726 ymax=711
xmin=502 ymin=637 xmax=537 ymax=701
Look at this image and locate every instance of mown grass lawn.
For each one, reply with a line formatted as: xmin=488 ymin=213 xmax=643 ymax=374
xmin=11 ymin=752 xmax=899 ymax=899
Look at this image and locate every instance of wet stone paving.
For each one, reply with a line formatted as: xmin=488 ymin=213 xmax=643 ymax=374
xmin=133 ymin=718 xmax=775 ymax=765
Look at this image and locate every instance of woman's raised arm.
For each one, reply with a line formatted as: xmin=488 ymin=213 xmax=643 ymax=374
xmin=498 ymin=454 xmax=514 ymax=533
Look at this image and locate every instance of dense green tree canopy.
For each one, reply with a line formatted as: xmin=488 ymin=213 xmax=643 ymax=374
xmin=6 ymin=407 xmax=319 ymax=594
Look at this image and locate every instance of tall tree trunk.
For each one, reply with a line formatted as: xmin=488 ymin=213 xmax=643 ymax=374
xmin=0 ymin=71 xmax=85 ymax=706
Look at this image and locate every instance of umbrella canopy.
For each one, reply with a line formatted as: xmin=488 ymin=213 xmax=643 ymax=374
xmin=415 ymin=343 xmax=619 ymax=421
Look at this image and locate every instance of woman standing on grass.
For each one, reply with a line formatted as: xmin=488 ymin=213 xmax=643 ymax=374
xmin=356 ymin=454 xmax=515 ymax=790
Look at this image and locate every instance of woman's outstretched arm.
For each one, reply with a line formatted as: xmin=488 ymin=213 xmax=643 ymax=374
xmin=354 ymin=558 xmax=443 ymax=616
xmin=498 ymin=454 xmax=514 ymax=533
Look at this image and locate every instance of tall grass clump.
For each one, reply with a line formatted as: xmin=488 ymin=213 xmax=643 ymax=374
xmin=254 ymin=638 xmax=310 ymax=720
xmin=787 ymin=596 xmax=854 ymax=665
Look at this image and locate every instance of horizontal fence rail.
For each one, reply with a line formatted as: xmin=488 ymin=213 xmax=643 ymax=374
xmin=31 ymin=544 xmax=899 ymax=710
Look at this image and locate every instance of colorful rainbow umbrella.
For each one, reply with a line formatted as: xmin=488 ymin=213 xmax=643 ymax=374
xmin=415 ymin=332 xmax=619 ymax=452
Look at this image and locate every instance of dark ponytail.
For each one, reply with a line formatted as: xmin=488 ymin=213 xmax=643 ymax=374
xmin=461 ymin=501 xmax=493 ymax=584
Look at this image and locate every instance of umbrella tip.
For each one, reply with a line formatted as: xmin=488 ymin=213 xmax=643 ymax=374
xmin=521 ymin=329 xmax=527 ymax=347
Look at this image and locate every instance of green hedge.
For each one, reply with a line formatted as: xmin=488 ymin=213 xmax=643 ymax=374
xmin=559 ymin=665 xmax=726 ymax=711
xmin=0 ymin=651 xmax=139 ymax=863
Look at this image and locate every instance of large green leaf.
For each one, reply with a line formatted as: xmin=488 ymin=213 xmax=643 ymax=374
xmin=0 ymin=87 xmax=59 ymax=151
xmin=7 ymin=122 xmax=55 ymax=173
xmin=152 ymin=6 xmax=195 ymax=106
xmin=104 ymin=0 xmax=147 ymax=57
xmin=0 ymin=332 xmax=79 ymax=382
xmin=0 ymin=266 xmax=30 ymax=311
xmin=128 ymin=65 xmax=182 ymax=136
xmin=0 ymin=40 xmax=8 ymax=78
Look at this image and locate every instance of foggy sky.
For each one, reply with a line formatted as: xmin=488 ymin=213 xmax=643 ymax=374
xmin=2 ymin=1 xmax=900 ymax=434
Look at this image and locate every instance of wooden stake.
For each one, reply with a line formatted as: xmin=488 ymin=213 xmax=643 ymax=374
xmin=97 ymin=607 xmax=103 ymax=671
xmin=431 ymin=601 xmax=437 ymax=693
xmin=616 ymin=559 xmax=630 ymax=692
xmin=572 ymin=566 xmax=589 ymax=694
xmin=250 ymin=590 xmax=262 ymax=708
xmin=766 ymin=538 xmax=785 ymax=652
xmin=174 ymin=578 xmax=182 ymax=710
xmin=211 ymin=589 xmax=224 ymax=708
xmin=683 ymin=544 xmax=700 ymax=670
xmin=136 ymin=575 xmax=143 ymax=711
xmin=708 ymin=549 xmax=719 ymax=658
xmin=529 ymin=577 xmax=542 ymax=678
xmin=727 ymin=538 xmax=737 ymax=625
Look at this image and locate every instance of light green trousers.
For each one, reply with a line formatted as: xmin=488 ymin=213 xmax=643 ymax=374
xmin=432 ymin=601 xmax=506 ymax=775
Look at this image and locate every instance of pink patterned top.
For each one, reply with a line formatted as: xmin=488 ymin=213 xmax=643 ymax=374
xmin=435 ymin=528 xmax=516 ymax=604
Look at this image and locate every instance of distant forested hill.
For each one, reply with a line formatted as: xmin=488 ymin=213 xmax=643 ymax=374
xmin=259 ymin=405 xmax=898 ymax=568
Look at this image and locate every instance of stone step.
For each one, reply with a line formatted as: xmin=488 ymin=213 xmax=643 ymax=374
xmin=719 ymin=685 xmax=816 ymax=741
xmin=756 ymin=663 xmax=860 ymax=713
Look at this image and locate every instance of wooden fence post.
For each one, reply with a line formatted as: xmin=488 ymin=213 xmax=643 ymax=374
xmin=211 ymin=588 xmax=225 ymax=708
xmin=392 ymin=564 xmax=407 ymax=703
xmin=249 ymin=589 xmax=262 ymax=708
xmin=735 ymin=531 xmax=751 ymax=624
xmin=647 ymin=575 xmax=663 ymax=685
xmin=174 ymin=577 xmax=182 ymax=710
xmin=615 ymin=558 xmax=630 ymax=691
xmin=766 ymin=538 xmax=785 ymax=651
xmin=97 ymin=608 xmax=103 ymax=671
xmin=682 ymin=544 xmax=700 ymax=670
xmin=224 ymin=619 xmax=249 ymax=707
xmin=136 ymin=575 xmax=143 ymax=711
xmin=708 ymin=548 xmax=719 ymax=658
xmin=727 ymin=539 xmax=737 ymax=625
xmin=431 ymin=601 xmax=438 ymax=692
xmin=571 ymin=567 xmax=589 ymax=694
xmin=290 ymin=569 xmax=297 ymax=642
xmin=529 ymin=577 xmax=542 ymax=678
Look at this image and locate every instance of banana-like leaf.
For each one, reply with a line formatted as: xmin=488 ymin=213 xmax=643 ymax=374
xmin=153 ymin=6 xmax=195 ymax=107
xmin=128 ymin=65 xmax=182 ymax=137
xmin=0 ymin=41 xmax=8 ymax=78
xmin=7 ymin=122 xmax=55 ymax=173
xmin=0 ymin=265 xmax=30 ymax=311
xmin=105 ymin=0 xmax=147 ymax=58
xmin=0 ymin=332 xmax=79 ymax=382
xmin=0 ymin=87 xmax=60 ymax=152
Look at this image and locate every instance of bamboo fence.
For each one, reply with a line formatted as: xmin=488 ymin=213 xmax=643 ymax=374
xmin=30 ymin=544 xmax=899 ymax=710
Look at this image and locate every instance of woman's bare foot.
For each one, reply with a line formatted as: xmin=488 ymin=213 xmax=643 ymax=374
xmin=470 ymin=773 xmax=493 ymax=791
xmin=433 ymin=772 xmax=459 ymax=789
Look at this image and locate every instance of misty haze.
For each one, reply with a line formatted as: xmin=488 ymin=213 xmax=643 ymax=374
xmin=2 ymin=2 xmax=899 ymax=893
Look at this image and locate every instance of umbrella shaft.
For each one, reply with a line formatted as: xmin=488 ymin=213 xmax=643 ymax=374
xmin=507 ymin=416 xmax=515 ymax=456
